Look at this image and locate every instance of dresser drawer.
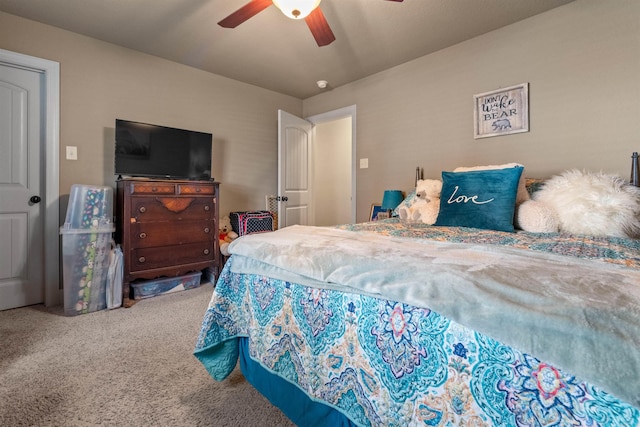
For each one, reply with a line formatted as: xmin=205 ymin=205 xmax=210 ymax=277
xmin=129 ymin=182 xmax=176 ymax=195
xmin=130 ymin=243 xmax=214 ymax=272
xmin=130 ymin=220 xmax=213 ymax=248
xmin=131 ymin=197 xmax=213 ymax=221
xmin=178 ymin=183 xmax=215 ymax=195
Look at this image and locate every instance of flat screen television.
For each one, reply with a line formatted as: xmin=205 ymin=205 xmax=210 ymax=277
xmin=115 ymin=119 xmax=212 ymax=180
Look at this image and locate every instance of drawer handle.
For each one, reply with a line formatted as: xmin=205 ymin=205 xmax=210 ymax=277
xmin=203 ymin=249 xmax=210 ymax=255
xmin=196 ymin=187 xmax=201 ymax=193
xmin=139 ymin=206 xmax=146 ymax=213
xmin=204 ymin=205 xmax=210 ymax=211
xmin=138 ymin=256 xmax=146 ymax=263
xmin=204 ymin=227 xmax=210 ymax=233
xmin=139 ymin=232 xmax=147 ymax=239
xmin=151 ymin=187 xmax=158 ymax=192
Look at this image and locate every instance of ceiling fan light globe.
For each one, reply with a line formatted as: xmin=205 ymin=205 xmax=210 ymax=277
xmin=272 ymin=0 xmax=321 ymax=20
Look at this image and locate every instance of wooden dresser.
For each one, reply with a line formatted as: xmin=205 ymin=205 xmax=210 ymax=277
xmin=115 ymin=178 xmax=219 ymax=306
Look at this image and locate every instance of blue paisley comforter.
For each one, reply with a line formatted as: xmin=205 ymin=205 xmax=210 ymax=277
xmin=194 ymin=221 xmax=640 ymax=426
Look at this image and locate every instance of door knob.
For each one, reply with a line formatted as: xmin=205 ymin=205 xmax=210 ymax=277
xmin=30 ymin=195 xmax=42 ymax=204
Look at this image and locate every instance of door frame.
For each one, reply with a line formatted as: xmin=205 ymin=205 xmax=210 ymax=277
xmin=0 ymin=49 xmax=60 ymax=307
xmin=306 ymin=105 xmax=356 ymax=224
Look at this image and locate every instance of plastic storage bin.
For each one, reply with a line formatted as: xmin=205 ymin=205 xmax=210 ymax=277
xmin=131 ymin=271 xmax=202 ymax=300
xmin=61 ymin=227 xmax=114 ymax=315
xmin=61 ymin=185 xmax=114 ymax=316
xmin=64 ymin=184 xmax=114 ymax=229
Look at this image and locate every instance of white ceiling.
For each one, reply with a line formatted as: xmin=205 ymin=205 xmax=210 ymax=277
xmin=0 ymin=0 xmax=575 ymax=99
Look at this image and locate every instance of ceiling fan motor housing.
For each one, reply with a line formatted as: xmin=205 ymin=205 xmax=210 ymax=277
xmin=273 ymin=0 xmax=322 ymax=20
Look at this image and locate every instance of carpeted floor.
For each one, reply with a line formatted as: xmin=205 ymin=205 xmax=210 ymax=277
xmin=0 ymin=284 xmax=295 ymax=426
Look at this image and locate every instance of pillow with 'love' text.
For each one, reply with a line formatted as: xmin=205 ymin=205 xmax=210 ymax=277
xmin=434 ymin=166 xmax=523 ymax=232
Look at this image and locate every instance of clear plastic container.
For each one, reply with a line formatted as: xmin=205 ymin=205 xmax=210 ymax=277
xmin=131 ymin=271 xmax=202 ymax=300
xmin=64 ymin=184 xmax=114 ymax=229
xmin=60 ymin=184 xmax=115 ymax=315
xmin=60 ymin=226 xmax=114 ymax=315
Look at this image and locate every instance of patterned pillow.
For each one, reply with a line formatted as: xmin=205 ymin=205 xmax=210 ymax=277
xmin=525 ymin=178 xmax=546 ymax=197
xmin=392 ymin=190 xmax=416 ymax=217
xmin=434 ymin=167 xmax=524 ymax=232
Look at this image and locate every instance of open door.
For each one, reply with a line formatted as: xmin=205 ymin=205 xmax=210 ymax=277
xmin=277 ymin=110 xmax=313 ymax=228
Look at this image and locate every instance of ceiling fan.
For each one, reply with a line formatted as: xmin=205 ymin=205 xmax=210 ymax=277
xmin=218 ymin=0 xmax=404 ymax=47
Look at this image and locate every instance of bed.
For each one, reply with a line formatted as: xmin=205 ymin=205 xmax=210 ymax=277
xmin=194 ymin=166 xmax=640 ymax=426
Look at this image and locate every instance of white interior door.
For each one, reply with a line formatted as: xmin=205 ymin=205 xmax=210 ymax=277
xmin=278 ymin=110 xmax=313 ymax=228
xmin=0 ymin=63 xmax=45 ymax=310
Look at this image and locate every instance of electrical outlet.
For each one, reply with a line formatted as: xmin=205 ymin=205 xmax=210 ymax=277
xmin=66 ymin=146 xmax=78 ymax=160
xmin=359 ymin=158 xmax=368 ymax=169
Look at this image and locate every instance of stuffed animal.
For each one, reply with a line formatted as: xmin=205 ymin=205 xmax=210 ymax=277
xmin=514 ymin=199 xmax=559 ymax=233
xmin=528 ymin=170 xmax=640 ymax=237
xmin=219 ymin=215 xmax=238 ymax=256
xmin=398 ymin=179 xmax=443 ymax=224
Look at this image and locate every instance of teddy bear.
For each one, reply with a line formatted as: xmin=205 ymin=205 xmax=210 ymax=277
xmin=219 ymin=215 xmax=238 ymax=256
xmin=398 ymin=179 xmax=443 ymax=224
xmin=514 ymin=199 xmax=559 ymax=233
xmin=516 ymin=170 xmax=640 ymax=237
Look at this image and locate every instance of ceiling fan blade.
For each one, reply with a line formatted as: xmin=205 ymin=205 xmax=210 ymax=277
xmin=218 ymin=0 xmax=273 ymax=28
xmin=304 ymin=7 xmax=336 ymax=47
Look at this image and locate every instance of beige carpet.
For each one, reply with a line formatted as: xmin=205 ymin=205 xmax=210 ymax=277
xmin=0 ymin=284 xmax=295 ymax=426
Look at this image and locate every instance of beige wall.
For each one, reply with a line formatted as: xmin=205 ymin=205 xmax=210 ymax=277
xmin=2 ymin=0 xmax=639 ymax=226
xmin=0 ymin=11 xmax=302 ymax=219
xmin=303 ymin=0 xmax=640 ymax=222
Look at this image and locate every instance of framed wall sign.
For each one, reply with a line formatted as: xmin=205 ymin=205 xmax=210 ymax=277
xmin=474 ymin=83 xmax=529 ymax=139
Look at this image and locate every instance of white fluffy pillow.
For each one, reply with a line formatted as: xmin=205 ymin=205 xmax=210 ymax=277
xmin=454 ymin=162 xmax=530 ymax=205
xmin=533 ymin=169 xmax=640 ymax=238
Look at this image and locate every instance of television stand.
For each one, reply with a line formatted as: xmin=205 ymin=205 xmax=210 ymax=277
xmin=115 ymin=178 xmax=220 ymax=306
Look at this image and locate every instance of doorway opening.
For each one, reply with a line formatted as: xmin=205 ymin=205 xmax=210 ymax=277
xmin=307 ymin=105 xmax=356 ymax=225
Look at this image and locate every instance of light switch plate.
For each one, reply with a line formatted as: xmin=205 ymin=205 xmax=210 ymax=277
xmin=66 ymin=146 xmax=78 ymax=160
xmin=359 ymin=158 xmax=368 ymax=169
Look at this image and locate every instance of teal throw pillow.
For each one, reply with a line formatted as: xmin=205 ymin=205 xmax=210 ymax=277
xmin=434 ymin=167 xmax=524 ymax=232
